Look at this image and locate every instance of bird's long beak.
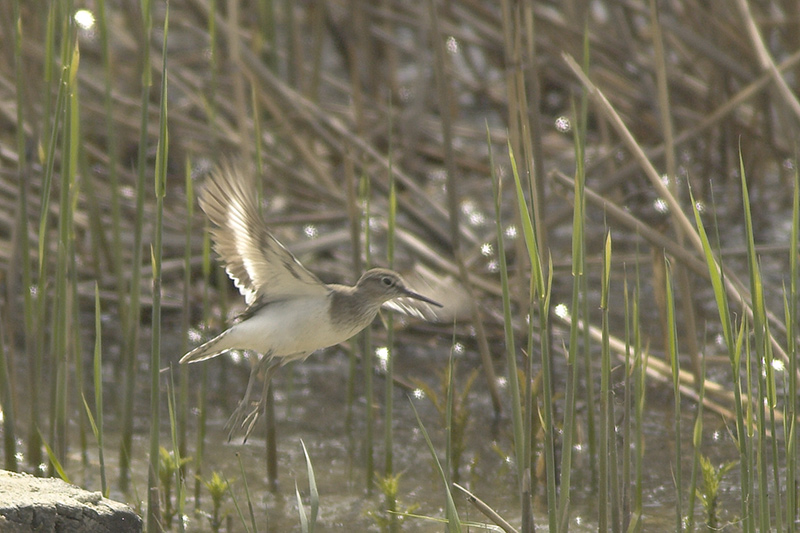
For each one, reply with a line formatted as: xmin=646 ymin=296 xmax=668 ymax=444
xmin=403 ymin=288 xmax=444 ymax=308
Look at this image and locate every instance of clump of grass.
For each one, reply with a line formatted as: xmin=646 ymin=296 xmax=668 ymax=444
xmin=296 ymin=440 xmax=319 ymax=533
xmin=695 ymin=455 xmax=736 ymax=530
xmin=198 ymin=471 xmax=233 ymax=533
xmin=367 ymin=473 xmax=420 ymax=532
xmin=158 ymin=446 xmax=192 ymax=529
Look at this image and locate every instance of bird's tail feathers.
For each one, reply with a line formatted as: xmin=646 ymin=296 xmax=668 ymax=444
xmin=179 ymin=330 xmax=233 ymax=364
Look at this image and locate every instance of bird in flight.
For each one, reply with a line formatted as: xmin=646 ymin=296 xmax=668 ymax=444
xmin=180 ymin=163 xmax=443 ymax=439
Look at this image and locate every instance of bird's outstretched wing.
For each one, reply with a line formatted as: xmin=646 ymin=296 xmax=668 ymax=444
xmin=382 ymin=297 xmax=441 ymax=321
xmin=199 ymin=163 xmax=328 ymax=304
xmin=381 ymin=266 xmax=469 ymax=322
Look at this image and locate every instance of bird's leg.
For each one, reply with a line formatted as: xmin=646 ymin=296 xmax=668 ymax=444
xmin=241 ymin=360 xmax=281 ymax=442
xmin=225 ymin=351 xmax=270 ymax=441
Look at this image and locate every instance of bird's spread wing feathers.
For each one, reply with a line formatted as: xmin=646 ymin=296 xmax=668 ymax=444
xmin=382 ymin=297 xmax=440 ymax=321
xmin=381 ymin=265 xmax=469 ymax=322
xmin=199 ymin=163 xmax=327 ymax=304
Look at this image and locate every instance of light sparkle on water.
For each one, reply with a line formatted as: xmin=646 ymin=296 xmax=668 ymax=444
xmin=74 ymin=9 xmax=95 ymax=30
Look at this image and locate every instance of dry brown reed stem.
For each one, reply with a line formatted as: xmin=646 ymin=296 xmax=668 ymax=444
xmin=550 ymin=171 xmax=709 ymax=278
xmin=237 ymin=46 xmax=461 ymax=249
xmin=555 ymin=313 xmax=784 ymax=431
xmin=562 ymin=52 xmax=794 ymax=382
xmin=454 ymin=482 xmax=519 ymax=533
xmin=734 ymin=0 xmax=800 ymax=122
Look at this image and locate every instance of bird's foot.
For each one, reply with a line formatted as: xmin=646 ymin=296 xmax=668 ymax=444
xmin=224 ymin=398 xmax=256 ymax=442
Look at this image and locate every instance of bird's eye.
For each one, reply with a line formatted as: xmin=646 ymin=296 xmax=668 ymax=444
xmin=381 ymin=276 xmax=393 ymax=287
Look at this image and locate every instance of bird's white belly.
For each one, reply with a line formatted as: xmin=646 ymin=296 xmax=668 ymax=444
xmin=226 ymin=297 xmax=360 ymax=357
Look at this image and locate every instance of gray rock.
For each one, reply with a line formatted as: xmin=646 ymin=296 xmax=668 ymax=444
xmin=0 ymin=470 xmax=141 ymax=533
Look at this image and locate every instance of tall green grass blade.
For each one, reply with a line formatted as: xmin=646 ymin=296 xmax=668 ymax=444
xmin=384 ymin=144 xmax=398 ymax=531
xmin=510 ymin=136 xmax=556 ymax=531
xmin=621 ymin=273 xmax=632 ymax=531
xmin=0 ymin=309 xmax=16 ymax=471
xmin=737 ymin=150 xmax=773 ymax=532
xmin=488 ymin=127 xmax=524 ymax=492
xmin=409 ymin=398 xmax=461 ymax=533
xmin=686 ymin=352 xmax=706 ymax=532
xmin=754 ymin=331 xmax=770 ymax=532
xmin=227 ymin=471 xmax=253 ymax=533
xmin=558 ymin=99 xmax=587 ymax=532
xmin=445 ymin=343 xmax=455 ymax=490
xmin=360 ymin=174 xmax=374 ymax=493
xmin=179 ymin=159 xmax=193 ymax=470
xmin=147 ymin=7 xmax=169 ymax=530
xmin=12 ymin=0 xmax=39 ymax=473
xmin=300 ymin=440 xmax=319 ymax=532
xmin=166 ymin=374 xmax=186 ymax=533
xmin=664 ymin=258 xmax=682 ymax=531
xmin=508 ymin=143 xmax=544 ymax=297
xmin=632 ymin=261 xmax=645 ymax=533
xmin=537 ymin=262 xmax=556 ymax=532
xmin=690 ymin=186 xmax=754 ymax=531
xmin=93 ymin=283 xmax=107 ymax=496
xmin=237 ymin=453 xmax=259 ymax=533
xmin=50 ymin=26 xmax=81 ymax=470
xmin=120 ymin=0 xmax=154 ymax=491
xmin=602 ymin=237 xmax=620 ymax=533
xmin=10 ymin=0 xmax=31 ymax=475
xmin=399 ymin=512 xmax=504 ymax=531
xmin=787 ymin=165 xmax=798 ymax=531
xmin=40 ymin=431 xmax=70 ymax=484
xmin=70 ymin=174 xmax=88 ymax=468
xmin=739 ymin=314 xmax=755 ymax=532
xmin=598 ymin=231 xmax=612 ymax=532
xmin=194 ymin=229 xmax=213 ymax=505
xmin=296 ymin=482 xmax=309 ymax=533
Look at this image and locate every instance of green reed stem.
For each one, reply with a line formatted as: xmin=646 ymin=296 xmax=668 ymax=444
xmin=166 ymin=374 xmax=187 ymax=533
xmin=664 ymin=258 xmax=682 ymax=532
xmin=787 ymin=166 xmax=799 ymax=530
xmin=686 ymin=356 xmax=704 ymax=532
xmin=147 ymin=8 xmax=169 ymax=530
xmin=621 ymin=273 xmax=632 ymax=531
xmin=384 ymin=153 xmax=397 ymax=531
xmin=92 ymin=284 xmax=107 ymax=496
xmin=0 ymin=306 xmax=15 ymax=471
xmin=51 ymin=27 xmax=80 ymax=471
xmin=557 ymin=98 xmax=587 ymax=532
xmin=34 ymin=1 xmax=63 ymax=475
xmin=300 ymin=440 xmax=319 ymax=532
xmin=120 ymin=0 xmax=154 ymax=492
xmin=360 ymin=173 xmax=374 ymax=493
xmin=489 ymin=132 xmax=527 ymax=528
xmin=598 ymin=232 xmax=612 ymax=532
xmin=632 ymin=257 xmax=645 ymax=532
xmin=8 ymin=0 xmax=28 ymax=475
xmin=738 ymin=150 xmax=774 ymax=532
xmin=509 ymin=137 xmax=555 ymax=531
xmin=235 ymin=453 xmax=258 ymax=533
xmin=179 ymin=159 xmax=193 ymax=467
xmin=691 ymin=182 xmax=754 ymax=532
xmin=444 ymin=347 xmax=457 ymax=529
xmin=194 ymin=228 xmax=212 ymax=506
